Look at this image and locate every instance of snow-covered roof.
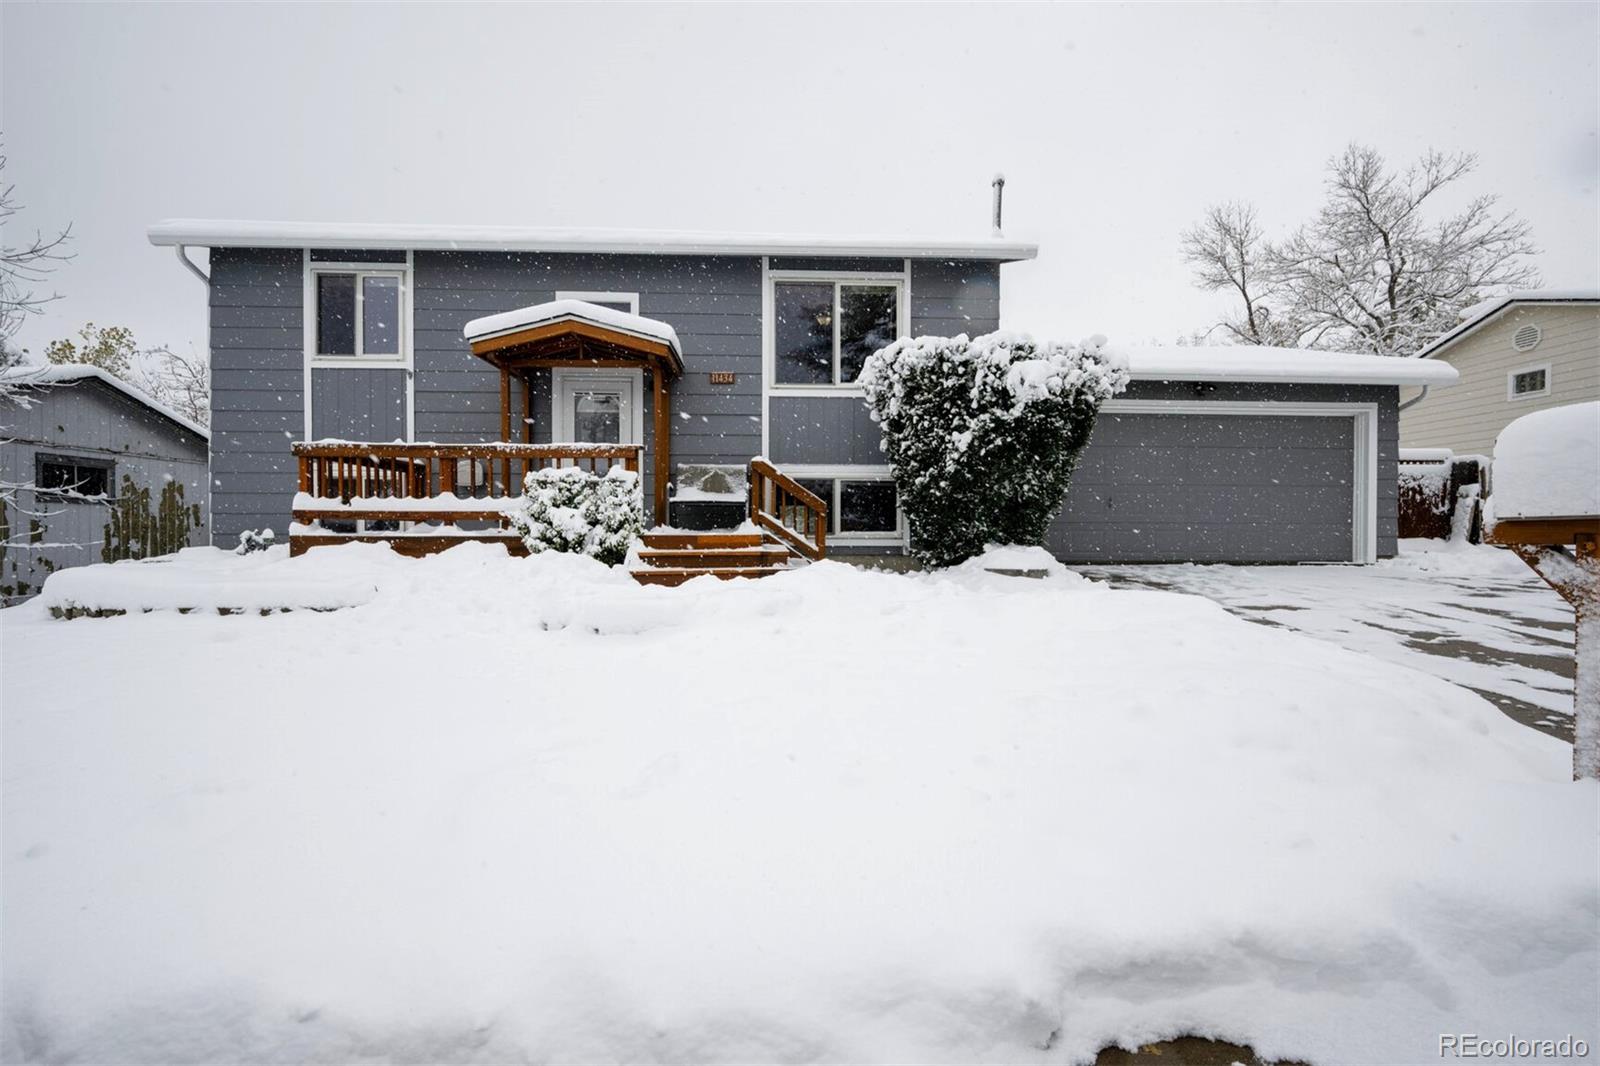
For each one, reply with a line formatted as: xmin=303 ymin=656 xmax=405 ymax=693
xmin=0 ymin=364 xmax=209 ymax=440
xmin=1106 ymin=344 xmax=1460 ymax=387
xmin=462 ymin=299 xmax=683 ymax=361
xmin=1489 ymin=401 xmax=1599 ymax=520
xmin=147 ymin=219 xmax=1039 ymax=262
xmin=1415 ymin=288 xmax=1600 ymax=360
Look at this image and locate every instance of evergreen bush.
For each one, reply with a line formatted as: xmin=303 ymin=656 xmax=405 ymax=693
xmin=504 ymin=465 xmax=643 ymax=566
xmin=859 ymin=331 xmax=1128 ymax=567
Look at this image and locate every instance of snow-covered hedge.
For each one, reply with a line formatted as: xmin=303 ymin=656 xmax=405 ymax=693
xmin=503 ymin=465 xmax=643 ymax=566
xmin=859 ymin=331 xmax=1128 ymax=566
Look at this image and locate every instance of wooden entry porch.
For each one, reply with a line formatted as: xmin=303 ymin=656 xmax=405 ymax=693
xmin=288 ymin=443 xmax=828 ymax=580
xmin=286 ymin=301 xmax=829 ymax=579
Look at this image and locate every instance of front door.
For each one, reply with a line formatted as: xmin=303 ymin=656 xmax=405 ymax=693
xmin=552 ymin=369 xmax=643 ymax=445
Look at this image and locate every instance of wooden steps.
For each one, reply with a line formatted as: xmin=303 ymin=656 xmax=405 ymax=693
xmin=631 ymin=531 xmax=796 ymax=586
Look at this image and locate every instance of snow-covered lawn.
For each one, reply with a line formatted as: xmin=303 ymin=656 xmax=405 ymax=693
xmin=3 ymin=544 xmax=1595 ymax=1064
xmin=1082 ymin=539 xmax=1577 ymax=740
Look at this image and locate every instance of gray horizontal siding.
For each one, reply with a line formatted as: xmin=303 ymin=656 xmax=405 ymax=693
xmin=768 ymin=396 xmax=882 ymax=465
xmin=910 ymin=260 xmax=1001 ymax=337
xmin=412 ymin=251 xmax=766 ymax=495
xmin=311 ymin=368 xmax=407 ymax=442
xmin=206 ymin=247 xmax=304 ymax=546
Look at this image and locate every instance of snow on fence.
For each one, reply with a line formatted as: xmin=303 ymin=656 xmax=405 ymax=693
xmin=1398 ymin=449 xmax=1485 ymax=541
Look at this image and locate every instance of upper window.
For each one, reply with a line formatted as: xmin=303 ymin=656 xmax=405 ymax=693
xmin=773 ymin=280 xmax=901 ymax=387
xmin=1508 ymin=365 xmax=1550 ymax=401
xmin=36 ymin=454 xmax=113 ymax=499
xmin=556 ymin=291 xmax=640 ymax=315
xmin=314 ymin=269 xmax=403 ymax=359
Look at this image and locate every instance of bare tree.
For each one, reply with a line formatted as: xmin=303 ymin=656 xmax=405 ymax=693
xmin=1183 ymin=144 xmax=1541 ymax=355
xmin=141 ymin=345 xmax=210 ymax=427
xmin=1180 ymin=203 xmax=1313 ymax=347
xmin=0 ymin=149 xmax=71 ymax=349
xmin=0 ymin=149 xmax=73 ymax=558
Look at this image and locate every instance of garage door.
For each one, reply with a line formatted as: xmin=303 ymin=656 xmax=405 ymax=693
xmin=1046 ymin=405 xmax=1366 ymax=564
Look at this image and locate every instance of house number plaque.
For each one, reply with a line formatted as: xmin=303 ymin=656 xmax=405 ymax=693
xmin=708 ymin=372 xmax=736 ymax=385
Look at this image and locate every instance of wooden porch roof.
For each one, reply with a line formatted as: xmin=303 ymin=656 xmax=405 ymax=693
xmin=463 ymin=300 xmax=684 ymax=376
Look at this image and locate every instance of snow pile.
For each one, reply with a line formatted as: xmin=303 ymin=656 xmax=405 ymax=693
xmin=955 ymin=543 xmax=1082 ymax=581
xmin=3 ymin=546 xmax=1594 ymax=1065
xmin=1489 ymin=401 xmax=1600 ymax=520
xmin=32 ymin=544 xmax=388 ymax=613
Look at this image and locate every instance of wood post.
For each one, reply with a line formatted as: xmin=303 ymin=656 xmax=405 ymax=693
xmin=1502 ymin=530 xmax=1600 ymax=780
xmin=653 ymin=361 xmax=670 ymax=527
xmin=499 ymin=366 xmax=511 ymax=443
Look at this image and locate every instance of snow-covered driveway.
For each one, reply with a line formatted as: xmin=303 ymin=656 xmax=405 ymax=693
xmin=3 ymin=544 xmax=1595 ymax=1065
xmin=1081 ymin=540 xmax=1576 ymax=740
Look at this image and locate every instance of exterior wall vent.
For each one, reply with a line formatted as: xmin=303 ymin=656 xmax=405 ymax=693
xmin=1512 ymin=323 xmax=1542 ymax=352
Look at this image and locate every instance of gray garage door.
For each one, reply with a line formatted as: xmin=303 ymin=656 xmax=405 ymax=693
xmin=1047 ymin=410 xmax=1356 ymax=563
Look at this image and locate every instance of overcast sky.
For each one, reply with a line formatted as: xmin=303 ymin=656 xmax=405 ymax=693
xmin=3 ymin=1 xmax=1595 ymax=358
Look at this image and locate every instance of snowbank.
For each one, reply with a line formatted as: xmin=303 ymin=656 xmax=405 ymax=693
xmin=3 ymin=545 xmax=1593 ymax=1065
xmin=1489 ymin=401 xmax=1600 ymax=520
xmin=32 ymin=545 xmax=390 ymax=613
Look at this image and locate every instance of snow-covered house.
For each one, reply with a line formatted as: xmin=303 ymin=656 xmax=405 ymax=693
xmin=1401 ymin=289 xmax=1599 ymax=458
xmin=148 ymin=220 xmax=1454 ymax=570
xmin=0 ymin=365 xmax=209 ymax=603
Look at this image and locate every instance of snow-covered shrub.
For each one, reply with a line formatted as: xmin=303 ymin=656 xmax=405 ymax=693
xmin=859 ymin=331 xmax=1128 ymax=567
xmin=235 ymin=528 xmax=276 ymax=555
xmin=504 ymin=465 xmax=643 ymax=566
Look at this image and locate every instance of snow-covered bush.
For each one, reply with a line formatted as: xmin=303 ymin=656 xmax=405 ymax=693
xmin=859 ymin=331 xmax=1128 ymax=567
xmin=235 ymin=528 xmax=276 ymax=555
xmin=504 ymin=465 xmax=643 ymax=566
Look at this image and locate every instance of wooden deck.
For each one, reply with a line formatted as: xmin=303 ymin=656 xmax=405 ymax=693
xmin=288 ymin=444 xmax=829 ymax=582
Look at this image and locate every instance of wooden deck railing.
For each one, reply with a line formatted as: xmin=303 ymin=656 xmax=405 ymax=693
xmin=291 ymin=438 xmax=640 ymax=521
xmin=748 ymin=458 xmax=827 ymax=560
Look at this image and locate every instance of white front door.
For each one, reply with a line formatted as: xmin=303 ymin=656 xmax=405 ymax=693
xmin=552 ymin=368 xmax=644 ymax=445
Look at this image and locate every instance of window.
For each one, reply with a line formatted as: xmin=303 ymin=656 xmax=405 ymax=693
xmin=795 ymin=476 xmax=901 ymax=537
xmin=313 ymin=269 xmax=404 ymax=359
xmin=36 ymin=454 xmax=113 ymax=499
xmin=773 ymin=280 xmax=902 ymax=387
xmin=1508 ymin=364 xmax=1550 ymax=400
xmin=556 ymin=291 xmax=640 ymax=315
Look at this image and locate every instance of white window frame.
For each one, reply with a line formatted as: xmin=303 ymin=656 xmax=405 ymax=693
xmin=301 ymin=251 xmax=415 ymax=444
xmin=777 ymin=464 xmax=905 ymax=547
xmin=556 ymin=291 xmax=640 ymax=314
xmin=765 ymin=269 xmax=907 ymax=395
xmin=305 ymin=261 xmax=412 ymax=369
xmin=1100 ymin=399 xmax=1379 ymax=564
xmin=1506 ymin=362 xmax=1551 ymax=402
xmin=551 ymin=367 xmax=645 ymax=445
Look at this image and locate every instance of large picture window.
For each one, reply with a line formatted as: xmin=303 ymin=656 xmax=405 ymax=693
xmin=313 ymin=269 xmax=404 ymax=359
xmin=773 ymin=280 xmax=901 ymax=387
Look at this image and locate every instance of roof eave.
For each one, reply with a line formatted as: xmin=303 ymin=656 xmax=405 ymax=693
xmin=1415 ymin=297 xmax=1600 ymax=360
xmin=146 ymin=220 xmax=1038 ymax=263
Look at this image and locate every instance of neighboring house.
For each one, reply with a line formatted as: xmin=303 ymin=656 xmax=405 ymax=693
xmin=1401 ymin=289 xmax=1600 ymax=458
xmin=147 ymin=219 xmax=1453 ymax=567
xmin=0 ymin=365 xmax=209 ymax=603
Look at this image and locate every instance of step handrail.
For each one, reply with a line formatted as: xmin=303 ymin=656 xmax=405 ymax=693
xmin=748 ymin=458 xmax=827 ymax=560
